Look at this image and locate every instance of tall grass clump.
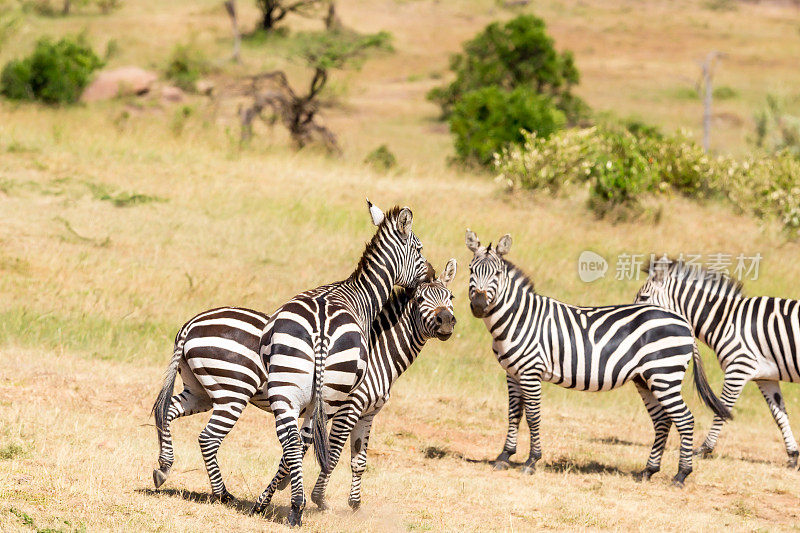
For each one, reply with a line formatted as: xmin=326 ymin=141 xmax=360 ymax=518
xmin=164 ymin=42 xmax=210 ymax=92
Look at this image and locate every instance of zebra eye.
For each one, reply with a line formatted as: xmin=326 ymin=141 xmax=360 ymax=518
xmin=416 ymin=296 xmax=424 ymax=304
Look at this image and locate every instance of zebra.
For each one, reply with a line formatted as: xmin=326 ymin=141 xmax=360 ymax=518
xmin=635 ymin=259 xmax=800 ymax=467
xmin=255 ymin=201 xmax=429 ymax=526
xmin=465 ymin=230 xmax=731 ymax=486
xmin=149 ymin=259 xmax=451 ymax=508
xmin=151 ymin=306 xmax=272 ymax=502
xmin=250 ymin=259 xmax=458 ymax=514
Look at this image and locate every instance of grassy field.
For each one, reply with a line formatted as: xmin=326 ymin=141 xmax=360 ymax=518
xmin=3 ymin=0 xmax=800 ymax=531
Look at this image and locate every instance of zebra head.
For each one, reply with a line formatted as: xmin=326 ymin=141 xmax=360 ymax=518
xmin=366 ymin=199 xmax=429 ymax=289
xmin=634 ymin=263 xmax=673 ymax=308
xmin=465 ymin=229 xmax=512 ymax=318
xmin=413 ymin=258 xmax=458 ymax=340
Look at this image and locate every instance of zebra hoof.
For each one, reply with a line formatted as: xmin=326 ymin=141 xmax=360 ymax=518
xmin=287 ymin=505 xmax=303 ymax=527
xmin=492 ymin=460 xmax=510 ymax=471
xmin=311 ymin=492 xmax=328 ymax=511
xmin=348 ymin=497 xmax=361 ymax=511
xmin=152 ymin=467 xmax=169 ymax=489
xmin=693 ymin=445 xmax=713 ymax=458
xmin=213 ymin=490 xmax=234 ymax=504
xmin=249 ymin=503 xmax=266 ymax=516
xmin=787 ymin=451 xmax=798 ymax=469
xmin=635 ymin=469 xmax=655 ymax=483
xmin=671 ymin=478 xmax=685 ymax=488
xmin=520 ymin=464 xmax=536 ymax=475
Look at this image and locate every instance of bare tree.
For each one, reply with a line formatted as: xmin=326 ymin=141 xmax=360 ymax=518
xmin=224 ymin=0 xmax=241 ymax=63
xmin=240 ymin=29 xmax=391 ymax=152
xmin=241 ymin=69 xmax=340 ymax=152
xmin=255 ymin=0 xmax=323 ymax=31
xmin=700 ymin=51 xmax=725 ymax=152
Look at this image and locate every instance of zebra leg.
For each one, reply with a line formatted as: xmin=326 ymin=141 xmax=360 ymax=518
xmin=348 ymin=412 xmax=378 ymax=510
xmin=755 ymin=380 xmax=799 ymax=467
xmin=633 ymin=381 xmax=672 ymax=482
xmin=197 ymin=402 xmax=247 ymax=503
xmin=494 ymin=375 xmax=523 ymax=471
xmin=695 ymin=368 xmax=751 ymax=457
xmin=253 ymin=414 xmax=306 ymax=526
xmin=649 ymin=378 xmax=695 ymax=487
xmin=154 ymin=388 xmax=211 ymax=489
xmin=311 ymin=406 xmax=361 ymax=510
xmin=251 ymin=419 xmax=314 ymax=514
xmin=519 ymin=376 xmax=543 ymax=475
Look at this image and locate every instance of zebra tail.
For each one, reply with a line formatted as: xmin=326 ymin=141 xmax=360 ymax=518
xmin=311 ymin=343 xmax=331 ymax=474
xmin=152 ymin=335 xmax=183 ymax=431
xmin=691 ymin=342 xmax=732 ymax=421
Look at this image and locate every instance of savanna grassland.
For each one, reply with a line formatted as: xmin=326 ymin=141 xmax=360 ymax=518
xmin=3 ymin=0 xmax=800 ymax=531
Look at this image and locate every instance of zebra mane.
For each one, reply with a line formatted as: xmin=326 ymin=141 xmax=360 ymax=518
xmin=645 ymin=258 xmax=745 ymax=297
xmin=503 ymin=259 xmax=536 ymax=292
xmin=349 ymin=205 xmax=404 ymax=282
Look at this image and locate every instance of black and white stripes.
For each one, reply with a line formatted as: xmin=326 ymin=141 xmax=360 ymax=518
xmin=635 ymin=260 xmax=800 ymax=466
xmin=151 ymin=306 xmax=270 ymax=501
xmin=254 ymin=201 xmax=429 ymax=525
xmin=466 ymin=231 xmax=731 ymax=485
xmin=254 ymin=259 xmax=458 ymax=512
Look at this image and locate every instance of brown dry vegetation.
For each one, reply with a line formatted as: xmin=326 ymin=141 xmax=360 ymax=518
xmin=3 ymin=0 xmax=800 ymax=531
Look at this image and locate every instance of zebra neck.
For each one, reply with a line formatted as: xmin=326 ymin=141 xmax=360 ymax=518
xmin=345 ymin=248 xmax=396 ymax=330
xmin=370 ymin=295 xmax=426 ymax=376
xmin=483 ymin=270 xmax=542 ymax=342
xmin=676 ymin=292 xmax=741 ymax=350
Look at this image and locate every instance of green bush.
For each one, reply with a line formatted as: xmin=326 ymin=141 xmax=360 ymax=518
xmin=1 ymin=36 xmax=103 ymax=104
xmin=164 ymin=43 xmax=209 ymax=92
xmin=588 ymin=131 xmax=653 ymax=216
xmin=449 ymin=86 xmax=565 ymax=167
xmin=497 ymin=124 xmax=800 ymax=233
xmin=364 ymin=144 xmax=397 ymax=171
xmin=1 ymin=37 xmax=97 ymax=102
xmin=427 ymin=14 xmax=586 ymax=122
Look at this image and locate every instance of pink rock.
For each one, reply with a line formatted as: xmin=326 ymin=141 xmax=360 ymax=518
xmin=160 ymin=85 xmax=185 ymax=102
xmin=81 ymin=67 xmax=158 ymax=102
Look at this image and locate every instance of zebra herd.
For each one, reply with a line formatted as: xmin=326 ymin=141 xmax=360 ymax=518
xmin=150 ymin=200 xmax=800 ymax=526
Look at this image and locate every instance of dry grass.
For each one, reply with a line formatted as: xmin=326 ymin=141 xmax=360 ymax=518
xmin=3 ymin=0 xmax=800 ymax=530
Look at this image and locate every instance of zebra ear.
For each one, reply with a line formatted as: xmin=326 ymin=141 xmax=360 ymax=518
xmin=440 ymin=258 xmax=457 ymax=286
xmin=465 ymin=229 xmax=480 ymax=252
xmin=367 ymin=198 xmax=385 ymax=226
xmin=397 ymin=207 xmax=413 ymax=237
xmin=650 ymin=264 xmax=668 ymax=284
xmin=495 ymin=234 xmax=512 ymax=256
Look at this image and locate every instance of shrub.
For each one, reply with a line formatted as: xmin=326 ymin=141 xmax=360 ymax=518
xmin=449 ymin=86 xmax=565 ymax=167
xmin=364 ymin=144 xmax=397 ymax=171
xmin=427 ymin=14 xmax=585 ymax=122
xmin=164 ymin=43 xmax=209 ymax=92
xmin=1 ymin=36 xmax=103 ymax=104
xmin=587 ymin=131 xmax=653 ymax=216
xmin=498 ymin=124 xmax=800 ymax=233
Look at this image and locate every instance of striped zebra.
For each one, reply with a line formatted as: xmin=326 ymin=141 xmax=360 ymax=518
xmin=150 ymin=260 xmax=451 ymax=507
xmin=250 ymin=259 xmax=458 ymax=513
xmin=151 ymin=306 xmax=272 ymax=502
xmin=465 ymin=230 xmax=731 ymax=485
xmin=256 ymin=201 xmax=429 ymax=526
xmin=635 ymin=259 xmax=800 ymax=467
